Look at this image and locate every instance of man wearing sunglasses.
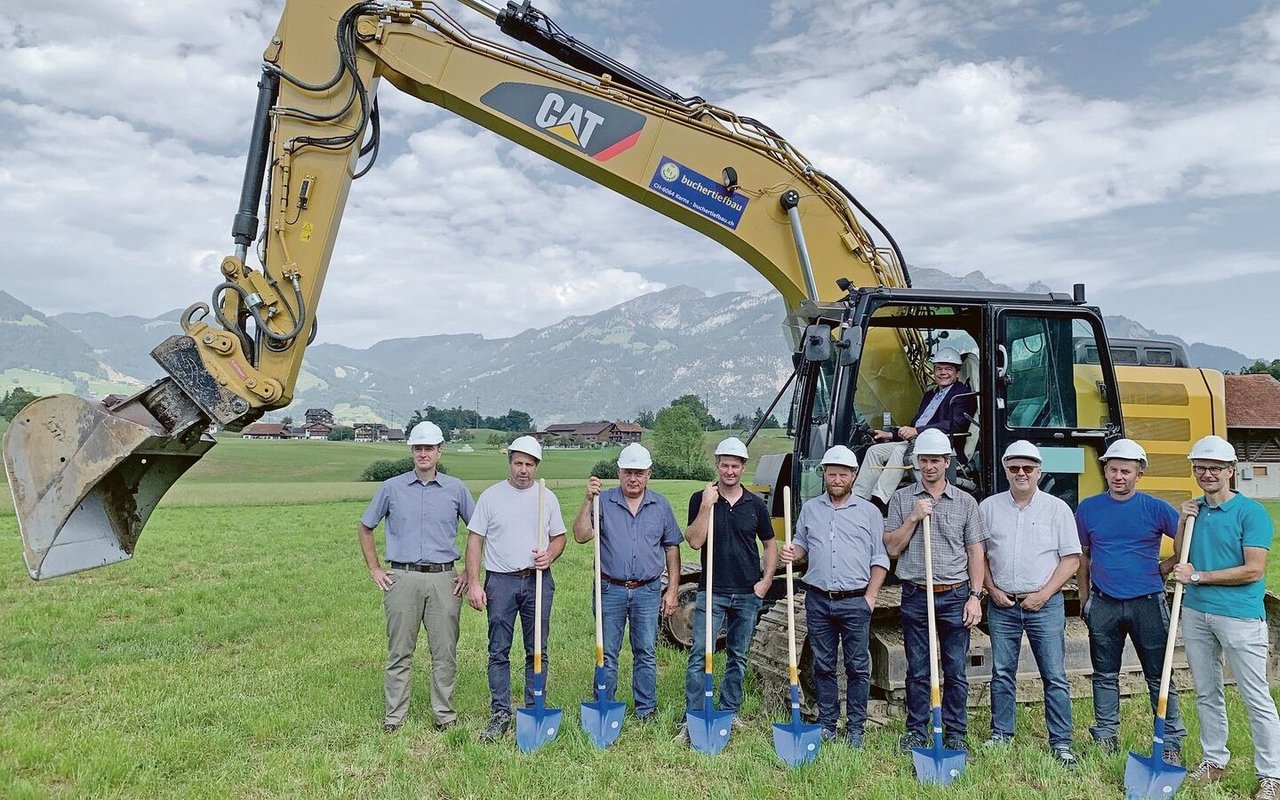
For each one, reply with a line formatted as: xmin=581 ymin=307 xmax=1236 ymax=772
xmin=1172 ymin=435 xmax=1280 ymax=800
xmin=979 ymin=440 xmax=1081 ymax=768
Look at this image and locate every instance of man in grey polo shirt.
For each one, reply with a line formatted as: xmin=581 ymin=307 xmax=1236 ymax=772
xmin=465 ymin=435 xmax=567 ymax=743
xmin=359 ymin=420 xmax=474 ymax=733
xmin=781 ymin=445 xmax=888 ymax=747
xmin=571 ymin=443 xmax=682 ymax=721
xmin=979 ymin=440 xmax=1081 ymax=767
xmin=883 ymin=427 xmax=987 ymax=754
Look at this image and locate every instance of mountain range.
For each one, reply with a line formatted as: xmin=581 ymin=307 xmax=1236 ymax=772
xmin=0 ymin=268 xmax=1261 ymax=427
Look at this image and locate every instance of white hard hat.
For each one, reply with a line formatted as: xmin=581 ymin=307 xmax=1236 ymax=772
xmin=933 ymin=347 xmax=964 ymax=367
xmin=1188 ymin=435 xmax=1235 ymax=463
xmin=912 ymin=428 xmax=953 ymax=460
xmin=1002 ymin=440 xmax=1042 ymax=464
xmin=714 ymin=437 xmax=750 ymax=460
xmin=617 ymin=443 xmax=653 ymax=470
xmin=1100 ymin=438 xmax=1147 ymax=469
xmin=508 ymin=435 xmax=543 ymax=461
xmin=407 ymin=421 xmax=444 ymax=446
xmin=820 ymin=445 xmax=858 ymax=469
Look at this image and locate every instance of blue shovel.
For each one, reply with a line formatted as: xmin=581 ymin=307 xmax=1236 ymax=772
xmin=687 ymin=503 xmax=735 ymax=754
xmin=516 ymin=479 xmax=562 ymax=753
xmin=772 ymin=485 xmax=823 ymax=766
xmin=580 ymin=495 xmax=626 ymax=748
xmin=911 ymin=514 xmax=966 ymax=785
xmin=1124 ymin=516 xmax=1195 ymax=799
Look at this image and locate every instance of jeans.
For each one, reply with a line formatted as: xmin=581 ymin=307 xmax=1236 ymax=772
xmin=684 ymin=590 xmax=763 ymax=714
xmin=805 ymin=591 xmax=873 ymax=734
xmin=1182 ymin=607 xmax=1280 ymax=778
xmin=901 ymin=581 xmax=971 ymax=737
xmin=485 ymin=570 xmax=554 ymax=715
xmin=988 ymin=591 xmax=1072 ymax=747
xmin=595 ymin=579 xmax=662 ymax=716
xmin=1085 ymin=589 xmax=1186 ymax=747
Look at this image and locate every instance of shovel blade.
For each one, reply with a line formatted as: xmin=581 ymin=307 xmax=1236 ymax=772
xmin=1124 ymin=752 xmax=1187 ymax=799
xmin=912 ymin=744 xmax=966 ymax=785
xmin=515 ymin=705 xmax=563 ymax=753
xmin=687 ymin=708 xmax=735 ymax=755
xmin=579 ymin=699 xmax=626 ymax=749
xmin=772 ymin=721 xmax=823 ymax=767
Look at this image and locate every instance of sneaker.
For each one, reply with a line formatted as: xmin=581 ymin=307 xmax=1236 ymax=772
xmin=984 ymin=733 xmax=1013 ymax=748
xmin=819 ymin=727 xmax=838 ymax=743
xmin=1256 ymin=777 xmax=1280 ymax=800
xmin=480 ymin=711 xmax=512 ymax=743
xmin=1093 ymin=736 xmax=1118 ymax=755
xmin=944 ymin=735 xmax=970 ymax=753
xmin=673 ymin=723 xmax=690 ymax=744
xmin=846 ymin=731 xmax=864 ymax=750
xmin=731 ymin=715 xmax=749 ymax=732
xmin=899 ymin=730 xmax=929 ymax=753
xmin=1163 ymin=747 xmax=1182 ymax=767
xmin=1188 ymin=760 xmax=1226 ymax=785
xmin=1053 ymin=746 xmax=1078 ymax=769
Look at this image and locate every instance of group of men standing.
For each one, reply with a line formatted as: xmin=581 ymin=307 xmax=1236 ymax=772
xmin=358 ymin=417 xmax=1278 ymax=797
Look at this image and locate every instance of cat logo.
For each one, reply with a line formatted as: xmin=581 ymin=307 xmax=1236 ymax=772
xmin=480 ymin=82 xmax=646 ymax=162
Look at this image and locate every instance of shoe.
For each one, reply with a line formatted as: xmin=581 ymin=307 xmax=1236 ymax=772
xmin=984 ymin=733 xmax=1013 ymax=748
xmin=1187 ymin=760 xmax=1226 ymax=785
xmin=846 ymin=732 xmax=864 ymax=750
xmin=480 ymin=711 xmax=512 ymax=743
xmin=1052 ymin=746 xmax=1078 ymax=769
xmin=636 ymin=712 xmax=656 ymax=724
xmin=1256 ymin=777 xmax=1280 ymax=800
xmin=1093 ymin=736 xmax=1118 ymax=755
xmin=1162 ymin=747 xmax=1182 ymax=767
xmin=899 ymin=730 xmax=928 ymax=753
xmin=820 ymin=727 xmax=838 ymax=743
xmin=673 ymin=723 xmax=690 ymax=744
xmin=943 ymin=735 xmax=969 ymax=753
xmin=731 ymin=715 xmax=749 ymax=731
xmin=381 ymin=721 xmax=402 ymax=734
xmin=433 ymin=720 xmax=456 ymax=733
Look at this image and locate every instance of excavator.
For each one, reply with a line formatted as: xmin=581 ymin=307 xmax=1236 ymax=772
xmin=2 ymin=0 xmax=1252 ymax=714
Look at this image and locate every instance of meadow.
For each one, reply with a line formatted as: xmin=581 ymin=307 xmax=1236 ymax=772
xmin=1 ymin=433 xmax=1278 ymax=798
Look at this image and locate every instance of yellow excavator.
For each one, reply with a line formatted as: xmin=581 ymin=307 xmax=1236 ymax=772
xmin=3 ymin=0 xmax=1224 ymax=593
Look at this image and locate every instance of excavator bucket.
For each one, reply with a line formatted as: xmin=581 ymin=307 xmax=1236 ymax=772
xmin=2 ymin=387 xmax=215 ymax=580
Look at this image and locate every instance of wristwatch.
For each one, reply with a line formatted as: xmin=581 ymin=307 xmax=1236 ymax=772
xmin=1190 ymin=572 xmax=1202 ymax=584
xmin=971 ymin=589 xmax=987 ymax=600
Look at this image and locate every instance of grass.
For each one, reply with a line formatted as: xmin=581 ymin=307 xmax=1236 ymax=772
xmin=2 ymin=433 xmax=1279 ymax=798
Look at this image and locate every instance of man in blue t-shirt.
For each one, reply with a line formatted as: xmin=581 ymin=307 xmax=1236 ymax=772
xmin=1171 ymin=435 xmax=1280 ymax=798
xmin=1075 ymin=438 xmax=1186 ymax=761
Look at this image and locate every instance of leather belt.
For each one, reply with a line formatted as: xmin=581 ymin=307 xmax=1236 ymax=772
xmin=911 ymin=581 xmax=961 ymax=593
xmin=806 ymin=586 xmax=867 ymax=600
xmin=390 ymin=561 xmax=454 ymax=573
xmin=602 ymin=573 xmax=660 ymax=589
xmin=496 ymin=568 xmax=536 ymax=577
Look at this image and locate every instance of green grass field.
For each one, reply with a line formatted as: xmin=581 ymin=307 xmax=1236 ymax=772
xmin=1 ymin=433 xmax=1279 ymax=798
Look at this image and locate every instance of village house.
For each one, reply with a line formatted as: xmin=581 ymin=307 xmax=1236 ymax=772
xmin=533 ymin=420 xmax=643 ymax=446
xmin=241 ymin=422 xmax=292 ymax=440
xmin=1225 ymin=373 xmax=1280 ymax=500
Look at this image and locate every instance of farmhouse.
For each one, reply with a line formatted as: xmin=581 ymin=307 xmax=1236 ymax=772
xmin=241 ymin=422 xmax=292 ymax=440
xmin=534 ymin=420 xmax=643 ymax=445
xmin=1226 ymin=373 xmax=1280 ymax=500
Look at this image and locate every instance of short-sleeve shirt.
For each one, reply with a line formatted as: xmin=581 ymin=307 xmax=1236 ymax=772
xmin=1076 ymin=491 xmax=1178 ymax=599
xmin=469 ymin=480 xmax=566 ymax=573
xmin=1185 ymin=492 xmax=1274 ymax=620
xmin=794 ymin=492 xmax=889 ymax=592
xmin=688 ymin=488 xmax=774 ymax=594
xmin=889 ymin=481 xmax=987 ymax=584
xmin=360 ymin=470 xmax=474 ymax=563
xmin=981 ymin=490 xmax=1081 ymax=594
xmin=598 ymin=486 xmax=682 ymax=581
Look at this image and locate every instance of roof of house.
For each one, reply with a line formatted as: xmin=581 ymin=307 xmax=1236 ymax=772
xmin=385 ymin=428 xmax=405 ymax=440
xmin=304 ymin=421 xmax=333 ymax=431
xmin=1225 ymin=373 xmax=1280 ymax=429
xmin=242 ymin=422 xmax=290 ymax=436
xmin=544 ymin=421 xmax=613 ymax=436
xmin=614 ymin=421 xmax=643 ymax=433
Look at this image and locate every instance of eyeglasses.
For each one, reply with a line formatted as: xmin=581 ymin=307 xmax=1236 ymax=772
xmin=1192 ymin=465 xmax=1230 ymax=476
xmin=1005 ymin=465 xmax=1039 ymax=475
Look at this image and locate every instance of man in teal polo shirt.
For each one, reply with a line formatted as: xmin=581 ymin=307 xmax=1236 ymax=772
xmin=1172 ymin=435 xmax=1280 ymax=800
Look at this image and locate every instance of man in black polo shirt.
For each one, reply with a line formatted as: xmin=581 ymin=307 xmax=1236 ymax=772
xmin=675 ymin=437 xmax=777 ymax=743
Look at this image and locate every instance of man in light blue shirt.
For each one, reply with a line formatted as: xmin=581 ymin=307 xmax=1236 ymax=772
xmin=782 ymin=445 xmax=888 ymax=747
xmin=359 ymin=421 xmax=475 ymax=733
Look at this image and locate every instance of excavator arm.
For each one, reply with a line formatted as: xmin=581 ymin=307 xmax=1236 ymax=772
xmin=3 ymin=0 xmax=910 ymax=579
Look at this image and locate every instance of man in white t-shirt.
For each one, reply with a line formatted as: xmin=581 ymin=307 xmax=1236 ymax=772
xmin=465 ymin=435 xmax=567 ymax=743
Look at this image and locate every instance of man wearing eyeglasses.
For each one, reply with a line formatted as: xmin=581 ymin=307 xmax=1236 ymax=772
xmin=978 ymin=440 xmax=1081 ymax=768
xmin=1171 ymin=435 xmax=1280 ymax=800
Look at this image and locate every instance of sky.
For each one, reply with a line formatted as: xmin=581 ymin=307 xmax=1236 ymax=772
xmin=1 ymin=0 xmax=1277 ymax=356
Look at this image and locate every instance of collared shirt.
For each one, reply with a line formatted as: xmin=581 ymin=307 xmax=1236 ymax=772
xmin=361 ymin=470 xmax=475 ymax=563
xmin=794 ymin=492 xmax=889 ymax=592
xmin=469 ymin=480 xmax=566 ymax=573
xmin=688 ymin=487 xmax=775 ymax=594
xmin=981 ymin=489 xmax=1081 ymax=594
xmin=1185 ymin=492 xmax=1274 ymax=620
xmin=1076 ymin=491 xmax=1178 ymax=599
xmin=598 ymin=486 xmax=682 ymax=581
xmin=889 ymin=481 xmax=987 ymax=584
xmin=915 ymin=383 xmax=954 ymax=427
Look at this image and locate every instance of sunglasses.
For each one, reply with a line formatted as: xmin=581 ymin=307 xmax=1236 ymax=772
xmin=1005 ymin=464 xmax=1039 ymax=475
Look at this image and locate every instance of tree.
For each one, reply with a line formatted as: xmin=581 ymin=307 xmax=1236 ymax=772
xmin=652 ymin=405 xmax=705 ymax=472
xmin=281 ymin=415 xmax=294 ymax=426
xmin=1243 ymin=359 xmax=1280 ymax=381
xmin=327 ymin=425 xmax=354 ymax=441
xmin=0 ymin=387 xmax=38 ymax=421
xmin=634 ymin=407 xmax=657 ymax=429
xmin=485 ymin=432 xmax=507 ymax=448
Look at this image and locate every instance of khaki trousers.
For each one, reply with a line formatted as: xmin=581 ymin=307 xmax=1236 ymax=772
xmin=852 ymin=441 xmax=910 ymax=504
xmin=383 ymin=567 xmax=462 ymax=727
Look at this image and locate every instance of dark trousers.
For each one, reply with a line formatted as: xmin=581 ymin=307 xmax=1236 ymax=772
xmin=901 ymin=581 xmax=971 ymax=737
xmin=485 ymin=570 xmax=554 ymax=715
xmin=805 ymin=591 xmax=873 ymax=734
